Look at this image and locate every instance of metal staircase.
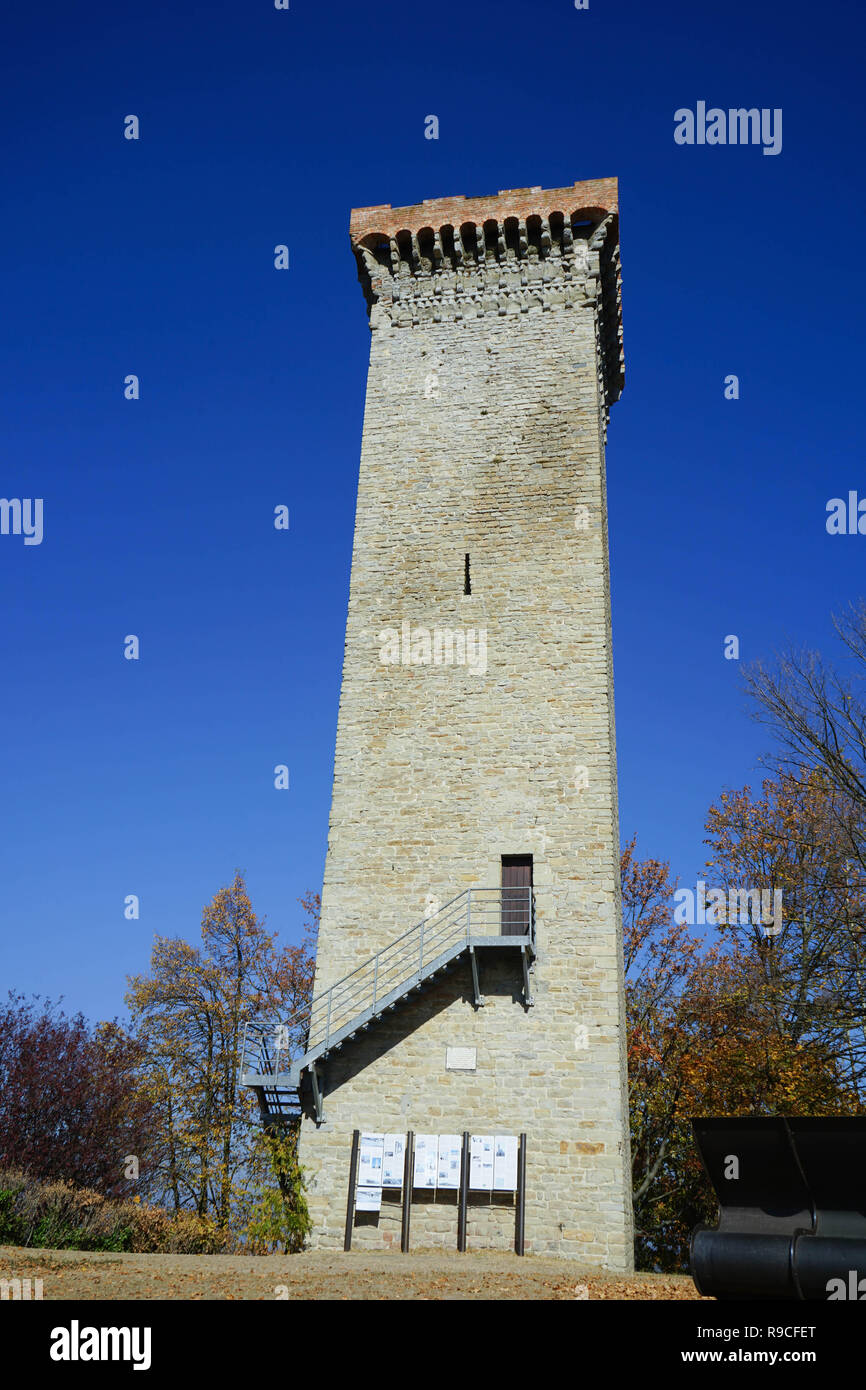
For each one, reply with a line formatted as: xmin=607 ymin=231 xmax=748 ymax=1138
xmin=241 ymin=885 xmax=535 ymax=1125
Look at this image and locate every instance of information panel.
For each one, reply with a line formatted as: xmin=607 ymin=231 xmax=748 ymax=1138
xmin=437 ymin=1134 xmax=463 ymax=1189
xmin=354 ymin=1131 xmax=517 ymax=1204
xmin=355 ymin=1185 xmax=382 ymax=1212
xmin=412 ymin=1133 xmax=438 ymax=1188
xmin=358 ymin=1133 xmax=384 ymax=1188
xmin=493 ymin=1135 xmax=519 ymax=1191
xmin=469 ymin=1134 xmax=495 ymax=1191
xmin=382 ymin=1134 xmax=405 ymax=1188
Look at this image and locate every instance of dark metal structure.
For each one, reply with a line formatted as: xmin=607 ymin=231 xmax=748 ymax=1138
xmin=788 ymin=1117 xmax=866 ymax=1300
xmin=457 ymin=1130 xmax=470 ymax=1254
xmin=400 ymin=1132 xmax=415 ymax=1254
xmin=690 ymin=1116 xmax=866 ymax=1300
xmin=344 ymin=1129 xmax=361 ymax=1253
xmin=515 ymin=1133 xmax=527 ymax=1256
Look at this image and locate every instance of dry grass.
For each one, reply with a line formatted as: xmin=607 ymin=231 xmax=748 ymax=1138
xmin=0 ymin=1245 xmax=705 ymax=1300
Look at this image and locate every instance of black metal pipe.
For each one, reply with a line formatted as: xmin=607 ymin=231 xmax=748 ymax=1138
xmin=457 ymin=1131 xmax=470 ymax=1252
xmin=401 ymin=1131 xmax=415 ymax=1253
xmin=344 ymin=1129 xmax=360 ymax=1252
xmin=515 ymin=1132 xmax=527 ymax=1255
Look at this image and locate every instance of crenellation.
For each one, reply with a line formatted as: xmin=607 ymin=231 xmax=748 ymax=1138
xmin=351 ymin=182 xmax=623 ymax=415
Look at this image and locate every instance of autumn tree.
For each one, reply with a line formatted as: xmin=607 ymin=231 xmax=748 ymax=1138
xmin=744 ymin=601 xmax=866 ymax=876
xmin=704 ymin=771 xmax=866 ymax=1102
xmin=622 ymin=840 xmax=715 ymax=1268
xmin=622 ymin=826 xmax=856 ymax=1272
xmin=0 ymin=993 xmax=155 ymax=1196
xmin=126 ymin=873 xmax=317 ymax=1234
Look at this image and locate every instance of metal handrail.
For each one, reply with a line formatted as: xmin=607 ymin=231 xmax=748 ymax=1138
xmin=241 ymin=885 xmax=534 ymax=1080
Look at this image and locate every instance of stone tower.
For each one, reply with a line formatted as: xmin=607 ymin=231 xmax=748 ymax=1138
xmin=296 ymin=178 xmax=632 ymax=1265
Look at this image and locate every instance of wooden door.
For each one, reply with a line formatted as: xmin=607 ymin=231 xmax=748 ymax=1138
xmin=501 ymin=855 xmax=532 ymax=936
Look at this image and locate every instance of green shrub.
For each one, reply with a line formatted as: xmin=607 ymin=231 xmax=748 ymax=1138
xmin=245 ymin=1128 xmax=312 ymax=1253
xmin=0 ymin=1169 xmax=225 ymax=1254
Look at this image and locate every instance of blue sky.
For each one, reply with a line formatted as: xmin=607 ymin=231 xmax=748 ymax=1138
xmin=2 ymin=0 xmax=865 ymax=1024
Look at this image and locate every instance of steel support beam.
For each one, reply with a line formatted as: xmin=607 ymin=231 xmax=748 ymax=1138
xmin=522 ymin=945 xmax=534 ymax=1008
xmin=469 ymin=946 xmax=485 ymax=1007
xmin=310 ymin=1064 xmax=324 ymax=1125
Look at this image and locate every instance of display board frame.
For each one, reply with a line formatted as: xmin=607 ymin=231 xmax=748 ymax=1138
xmin=344 ymin=1129 xmax=527 ymax=1254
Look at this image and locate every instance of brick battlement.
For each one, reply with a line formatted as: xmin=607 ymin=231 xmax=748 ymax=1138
xmin=348 ymin=176 xmax=623 ymax=409
xmin=350 ymin=177 xmax=618 ymax=244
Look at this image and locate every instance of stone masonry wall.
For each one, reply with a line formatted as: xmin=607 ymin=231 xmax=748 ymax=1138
xmin=297 ymin=181 xmax=633 ymax=1267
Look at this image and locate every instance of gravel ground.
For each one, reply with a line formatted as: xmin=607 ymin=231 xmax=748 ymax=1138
xmin=1 ymin=1246 xmax=705 ymax=1300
